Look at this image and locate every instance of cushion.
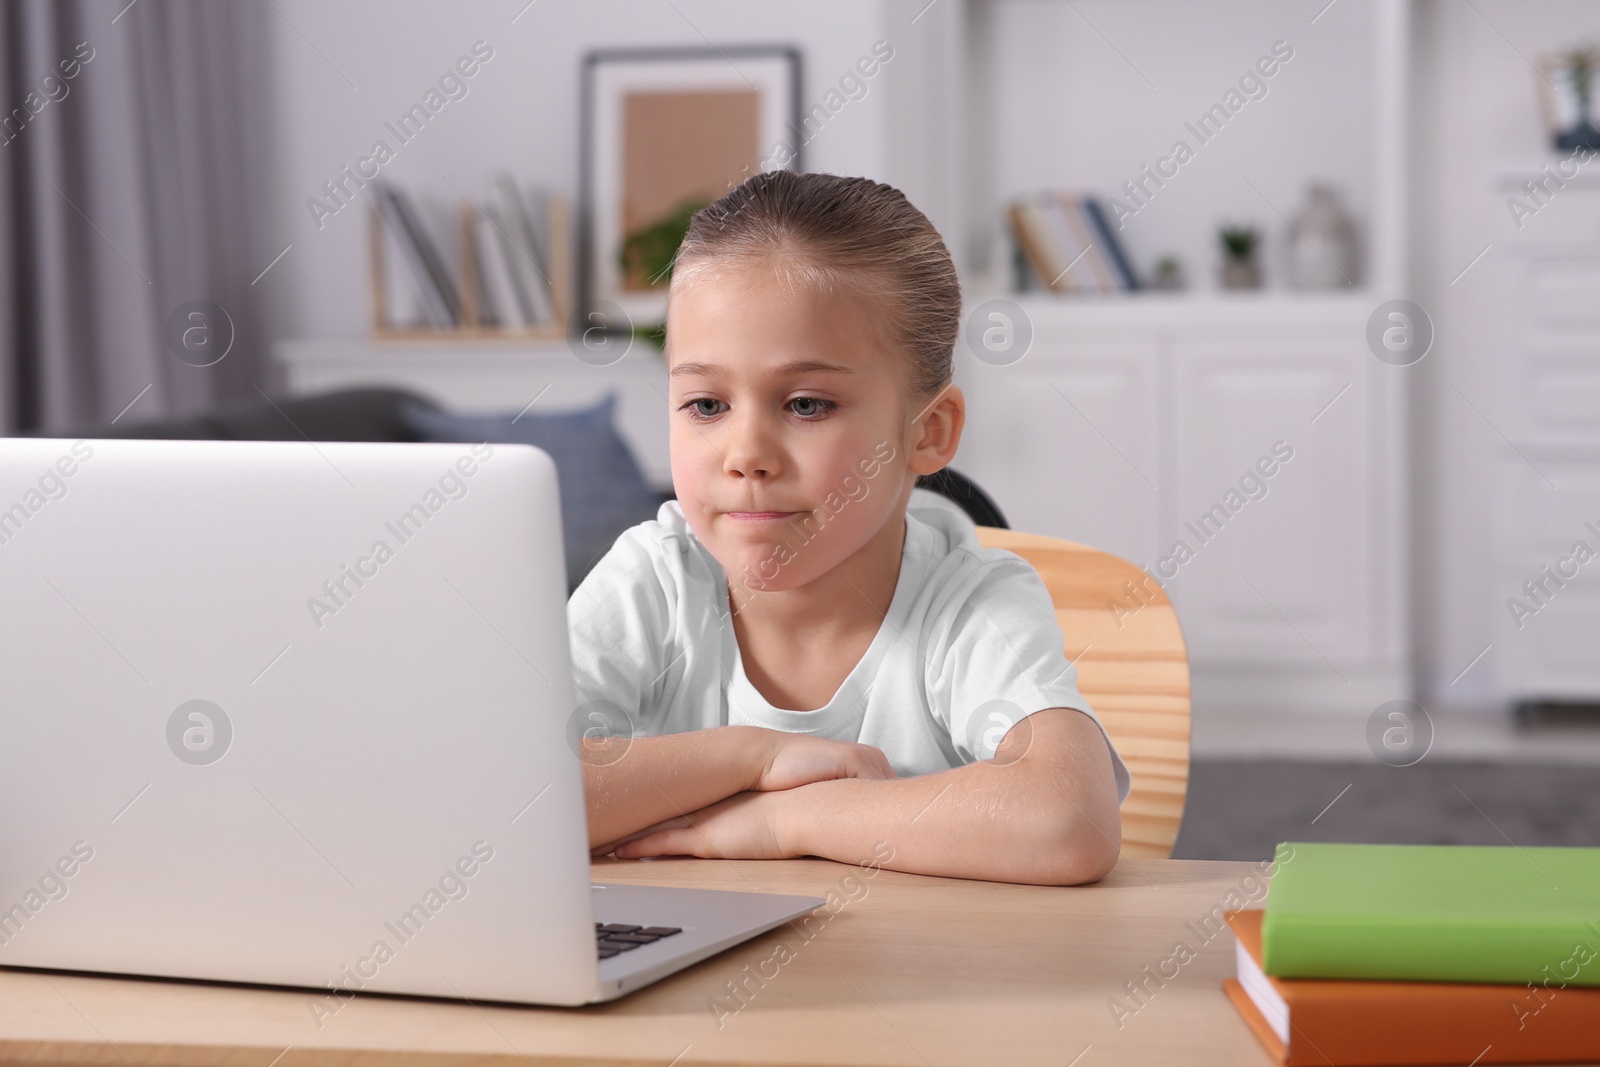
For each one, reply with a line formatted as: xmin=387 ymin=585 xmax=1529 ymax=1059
xmin=399 ymin=394 xmax=661 ymax=591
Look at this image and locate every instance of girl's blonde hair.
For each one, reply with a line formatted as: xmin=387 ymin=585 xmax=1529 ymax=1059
xmin=668 ymin=170 xmax=961 ymax=398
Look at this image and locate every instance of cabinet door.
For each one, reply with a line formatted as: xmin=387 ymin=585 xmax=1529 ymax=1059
xmin=1507 ymin=259 xmax=1600 ymax=449
xmin=1170 ymin=340 xmax=1369 ymax=667
xmin=1485 ymin=254 xmax=1600 ymax=700
xmin=1495 ymin=459 xmax=1600 ymax=699
xmin=956 ymin=342 xmax=1159 ymax=569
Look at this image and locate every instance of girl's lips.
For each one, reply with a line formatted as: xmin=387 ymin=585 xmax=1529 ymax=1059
xmin=724 ymin=511 xmax=798 ymax=521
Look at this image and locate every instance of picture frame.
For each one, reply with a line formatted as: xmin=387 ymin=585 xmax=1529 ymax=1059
xmin=1534 ymin=47 xmax=1600 ymax=153
xmin=578 ymin=45 xmax=802 ymax=334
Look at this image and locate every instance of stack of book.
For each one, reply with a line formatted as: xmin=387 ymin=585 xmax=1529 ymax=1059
xmin=1007 ymin=190 xmax=1140 ymax=295
xmin=1227 ymin=842 xmax=1600 ymax=1066
xmin=371 ymin=173 xmax=562 ymax=332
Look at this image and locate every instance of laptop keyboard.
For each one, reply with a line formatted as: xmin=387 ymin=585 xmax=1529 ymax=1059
xmin=596 ymin=922 xmax=682 ymax=959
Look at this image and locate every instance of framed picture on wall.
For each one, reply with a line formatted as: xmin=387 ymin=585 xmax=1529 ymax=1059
xmin=579 ymin=45 xmax=802 ymax=337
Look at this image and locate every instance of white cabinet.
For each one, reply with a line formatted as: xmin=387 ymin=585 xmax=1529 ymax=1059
xmin=1497 ymin=460 xmax=1600 ymax=700
xmin=1171 ymin=338 xmax=1370 ymax=666
xmin=1488 ymin=247 xmax=1600 ymax=703
xmin=958 ymin=340 xmax=1160 ymax=569
xmin=955 ymin=294 xmax=1407 ymax=714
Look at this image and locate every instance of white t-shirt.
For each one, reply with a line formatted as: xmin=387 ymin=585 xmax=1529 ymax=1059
xmin=566 ymin=490 xmax=1132 ymax=802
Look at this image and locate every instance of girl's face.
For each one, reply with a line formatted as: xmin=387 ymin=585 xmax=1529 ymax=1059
xmin=665 ymin=263 xmax=923 ymax=595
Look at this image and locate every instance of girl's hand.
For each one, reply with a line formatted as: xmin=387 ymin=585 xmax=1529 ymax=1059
xmin=608 ymin=790 xmax=798 ymax=861
xmin=754 ymin=731 xmax=898 ymax=792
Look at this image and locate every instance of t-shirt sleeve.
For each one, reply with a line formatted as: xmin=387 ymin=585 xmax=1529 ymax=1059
xmin=928 ymin=555 xmax=1133 ymax=803
xmin=565 ymin=523 xmax=675 ymax=739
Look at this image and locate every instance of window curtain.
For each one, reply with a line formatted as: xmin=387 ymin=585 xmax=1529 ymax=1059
xmin=0 ymin=0 xmax=271 ymax=435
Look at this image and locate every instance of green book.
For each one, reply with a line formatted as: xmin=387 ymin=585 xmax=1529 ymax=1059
xmin=1261 ymin=841 xmax=1600 ymax=986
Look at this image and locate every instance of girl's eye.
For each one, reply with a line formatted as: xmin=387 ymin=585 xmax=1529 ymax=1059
xmin=679 ymin=397 xmax=835 ymax=422
xmin=787 ymin=396 xmax=835 ymax=419
xmin=682 ymin=398 xmax=726 ymax=421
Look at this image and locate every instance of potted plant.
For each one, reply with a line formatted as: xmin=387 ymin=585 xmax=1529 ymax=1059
xmin=1151 ymin=255 xmax=1186 ymax=291
xmin=617 ymin=196 xmax=706 ymax=352
xmin=1218 ymin=224 xmax=1262 ymax=290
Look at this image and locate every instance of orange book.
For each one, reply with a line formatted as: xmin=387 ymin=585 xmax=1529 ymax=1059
xmin=1224 ymin=910 xmax=1600 ymax=1066
xmin=1056 ymin=192 xmax=1119 ymax=293
xmin=1008 ymin=199 xmax=1069 ymax=293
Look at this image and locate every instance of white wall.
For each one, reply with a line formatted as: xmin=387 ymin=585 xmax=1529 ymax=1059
xmin=261 ymin=0 xmax=929 ymax=342
xmin=261 ymin=0 xmax=1384 ymax=328
xmin=972 ymin=0 xmax=1377 ymax=290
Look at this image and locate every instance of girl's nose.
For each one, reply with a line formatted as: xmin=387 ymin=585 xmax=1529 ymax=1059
xmin=722 ymin=412 xmax=779 ymax=479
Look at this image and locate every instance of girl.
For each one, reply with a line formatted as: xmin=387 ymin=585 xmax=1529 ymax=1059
xmin=569 ymin=171 xmax=1131 ymax=886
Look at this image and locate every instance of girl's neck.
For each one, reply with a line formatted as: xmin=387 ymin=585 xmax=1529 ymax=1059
xmin=726 ymin=513 xmax=907 ymax=644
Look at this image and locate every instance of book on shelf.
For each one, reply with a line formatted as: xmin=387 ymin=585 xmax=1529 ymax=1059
xmin=1036 ymin=190 xmax=1090 ymax=293
xmin=1080 ymin=197 xmax=1140 ymax=290
xmin=1225 ymin=909 xmax=1600 ymax=1066
xmin=493 ymin=173 xmax=558 ymax=326
xmin=1262 ymin=842 xmax=1600 ymax=986
xmin=376 ymin=189 xmax=425 ymax=329
xmin=373 ymin=180 xmax=458 ymax=328
xmin=1006 ymin=190 xmax=1142 ymax=295
xmin=1007 ymin=198 xmax=1063 ymax=293
xmin=417 ymin=193 xmax=467 ymax=322
xmin=472 ymin=200 xmax=527 ymax=328
xmin=1057 ymin=192 xmax=1117 ymax=294
xmin=369 ymin=175 xmax=567 ymax=337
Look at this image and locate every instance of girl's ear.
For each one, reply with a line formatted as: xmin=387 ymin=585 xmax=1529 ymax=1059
xmin=908 ymin=384 xmax=966 ymax=477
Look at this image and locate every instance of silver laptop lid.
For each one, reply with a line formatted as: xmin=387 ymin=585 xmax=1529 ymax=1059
xmin=0 ymin=437 xmax=598 ymax=1007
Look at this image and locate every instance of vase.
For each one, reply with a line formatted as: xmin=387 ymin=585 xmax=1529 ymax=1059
xmin=1287 ymin=184 xmax=1358 ymax=289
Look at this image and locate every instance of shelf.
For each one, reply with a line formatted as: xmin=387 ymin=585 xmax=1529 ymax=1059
xmin=371 ymin=325 xmax=568 ymax=343
xmin=279 ymin=338 xmax=592 ymax=364
xmin=972 ymin=287 xmax=1378 ymax=328
xmin=1493 ymin=157 xmax=1600 ymax=192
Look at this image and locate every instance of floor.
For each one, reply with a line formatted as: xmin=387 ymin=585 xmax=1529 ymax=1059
xmin=1171 ymin=757 xmax=1600 ymax=861
xmin=1189 ymin=707 xmax=1600 ymax=763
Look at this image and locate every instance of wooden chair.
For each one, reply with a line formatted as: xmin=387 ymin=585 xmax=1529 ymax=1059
xmin=976 ymin=527 xmax=1191 ymax=859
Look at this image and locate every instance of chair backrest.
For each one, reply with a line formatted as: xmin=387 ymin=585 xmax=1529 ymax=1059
xmin=976 ymin=527 xmax=1191 ymax=859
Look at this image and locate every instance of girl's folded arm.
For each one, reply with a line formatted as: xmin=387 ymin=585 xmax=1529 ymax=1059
xmin=582 ymin=727 xmax=768 ymax=850
xmin=782 ymin=708 xmax=1122 ymax=886
xmin=583 ymin=726 xmax=898 ymax=850
xmin=608 ymin=709 xmax=1122 ymax=884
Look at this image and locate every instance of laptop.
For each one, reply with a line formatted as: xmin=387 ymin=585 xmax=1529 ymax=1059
xmin=0 ymin=436 xmax=823 ymax=1006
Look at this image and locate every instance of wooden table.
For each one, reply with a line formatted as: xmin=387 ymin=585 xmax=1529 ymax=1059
xmin=0 ymin=857 xmax=1272 ymax=1067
